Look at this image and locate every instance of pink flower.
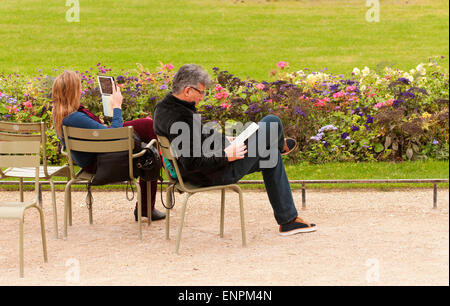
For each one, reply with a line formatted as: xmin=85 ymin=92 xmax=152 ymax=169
xmin=385 ymin=99 xmax=394 ymax=106
xmin=256 ymin=83 xmax=265 ymax=90
xmin=321 ymin=97 xmax=330 ymax=103
xmin=220 ymin=103 xmax=231 ymax=109
xmin=163 ymin=64 xmax=174 ymax=71
xmin=6 ymin=105 xmax=18 ymax=114
xmin=267 ymin=99 xmax=273 ymax=103
xmin=349 ymin=96 xmax=358 ymax=101
xmin=374 ymin=102 xmax=384 ymax=109
xmin=277 ymin=61 xmax=289 ymax=69
xmin=23 ymin=101 xmax=32 ymax=109
xmin=346 ymin=86 xmax=356 ymax=92
xmin=215 ymin=84 xmax=223 ymax=91
xmin=332 ymin=91 xmax=345 ymax=99
xmin=215 ymin=91 xmax=228 ymax=100
xmin=314 ymin=101 xmax=325 ymax=107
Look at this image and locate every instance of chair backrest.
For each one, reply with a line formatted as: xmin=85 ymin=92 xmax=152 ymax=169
xmin=157 ymin=135 xmax=187 ymax=187
xmin=62 ymin=125 xmax=135 ymax=179
xmin=0 ymin=123 xmax=41 ymax=198
xmin=0 ymin=121 xmax=46 ymax=171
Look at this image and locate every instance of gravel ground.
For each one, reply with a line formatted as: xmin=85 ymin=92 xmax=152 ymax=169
xmin=0 ymin=188 xmax=448 ymax=286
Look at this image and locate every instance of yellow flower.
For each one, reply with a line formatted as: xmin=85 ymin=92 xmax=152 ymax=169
xmin=421 ymin=112 xmax=431 ymax=119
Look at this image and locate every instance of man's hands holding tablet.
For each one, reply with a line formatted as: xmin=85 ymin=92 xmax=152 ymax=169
xmin=225 ymin=141 xmax=247 ymax=162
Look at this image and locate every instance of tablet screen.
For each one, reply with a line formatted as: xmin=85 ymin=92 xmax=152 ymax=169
xmin=98 ymin=76 xmax=114 ymax=95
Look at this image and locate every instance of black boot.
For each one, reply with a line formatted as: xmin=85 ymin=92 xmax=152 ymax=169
xmin=134 ymin=207 xmax=166 ymax=221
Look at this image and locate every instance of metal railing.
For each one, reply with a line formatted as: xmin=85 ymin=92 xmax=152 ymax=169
xmin=1 ymin=178 xmax=448 ymax=209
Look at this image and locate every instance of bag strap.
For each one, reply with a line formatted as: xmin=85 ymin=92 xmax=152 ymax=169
xmin=86 ymin=182 xmax=94 ymax=211
xmin=159 ymin=166 xmax=175 ymax=210
xmin=126 ymin=181 xmax=135 ymax=201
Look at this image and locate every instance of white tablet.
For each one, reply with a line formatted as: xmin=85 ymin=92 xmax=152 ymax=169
xmin=230 ymin=122 xmax=260 ymax=145
xmin=97 ymin=76 xmax=115 ymax=95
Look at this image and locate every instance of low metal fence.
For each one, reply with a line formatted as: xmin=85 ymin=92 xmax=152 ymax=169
xmin=1 ymin=178 xmax=448 ymax=209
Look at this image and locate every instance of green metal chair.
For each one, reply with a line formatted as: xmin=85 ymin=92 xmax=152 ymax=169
xmin=0 ymin=125 xmax=48 ymax=278
xmin=157 ymin=135 xmax=246 ymax=254
xmin=62 ymin=125 xmax=157 ymax=241
xmin=0 ymin=121 xmax=70 ymax=239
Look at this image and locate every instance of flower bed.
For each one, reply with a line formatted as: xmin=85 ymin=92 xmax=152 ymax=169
xmin=0 ymin=59 xmax=448 ymax=165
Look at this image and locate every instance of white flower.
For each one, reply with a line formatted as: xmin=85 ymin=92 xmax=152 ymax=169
xmin=352 ymin=67 xmax=361 ymax=75
xmin=360 ymin=85 xmax=366 ymax=91
xmin=416 ymin=63 xmax=426 ymax=76
xmin=402 ymin=72 xmax=414 ymax=82
xmin=362 ymin=66 xmax=370 ymax=77
xmin=409 ymin=69 xmax=416 ymax=75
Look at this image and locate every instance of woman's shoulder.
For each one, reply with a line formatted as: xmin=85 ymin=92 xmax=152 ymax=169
xmin=62 ymin=111 xmax=92 ymax=125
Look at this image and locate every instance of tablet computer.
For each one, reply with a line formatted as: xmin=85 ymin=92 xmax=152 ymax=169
xmin=97 ymin=76 xmax=115 ymax=117
xmin=230 ymin=122 xmax=260 ymax=146
xmin=97 ymin=76 xmax=115 ymax=95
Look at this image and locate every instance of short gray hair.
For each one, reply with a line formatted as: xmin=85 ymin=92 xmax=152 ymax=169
xmin=172 ymin=64 xmax=211 ymax=94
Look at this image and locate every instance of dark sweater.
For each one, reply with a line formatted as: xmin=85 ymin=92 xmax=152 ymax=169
xmin=153 ymin=93 xmax=229 ymax=186
xmin=60 ymin=108 xmax=123 ymax=168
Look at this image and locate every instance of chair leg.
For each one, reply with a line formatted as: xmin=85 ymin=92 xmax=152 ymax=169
xmin=19 ymin=178 xmax=24 ymax=202
xmin=67 ymin=176 xmax=72 ymax=226
xmin=238 ymin=189 xmax=247 ymax=248
xmin=35 ymin=205 xmax=48 ymax=263
xmin=165 ymin=185 xmax=173 ymax=240
xmin=19 ymin=218 xmax=24 ymax=278
xmin=49 ymin=179 xmax=58 ymax=239
xmin=220 ymin=189 xmax=225 ymax=238
xmin=175 ymin=193 xmax=191 ymax=254
xmin=87 ymin=186 xmax=93 ymax=225
xmin=133 ymin=180 xmax=142 ymax=240
xmin=146 ymin=181 xmax=151 ymax=226
xmin=38 ymin=183 xmax=43 ymax=207
xmin=64 ymin=179 xmax=75 ymax=239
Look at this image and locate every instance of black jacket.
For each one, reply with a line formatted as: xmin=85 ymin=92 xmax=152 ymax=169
xmin=153 ymin=93 xmax=229 ymax=186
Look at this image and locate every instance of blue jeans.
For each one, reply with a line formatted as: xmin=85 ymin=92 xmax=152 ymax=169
xmin=212 ymin=115 xmax=298 ymax=225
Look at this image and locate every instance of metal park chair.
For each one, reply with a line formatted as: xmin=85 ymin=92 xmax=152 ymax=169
xmin=0 ymin=121 xmax=70 ymax=239
xmin=157 ymin=135 xmax=246 ymax=254
xmin=0 ymin=123 xmax=48 ymax=277
xmin=62 ymin=125 xmax=157 ymax=241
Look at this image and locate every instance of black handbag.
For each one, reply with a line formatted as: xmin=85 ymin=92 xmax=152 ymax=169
xmin=133 ymin=143 xmax=162 ymax=181
xmin=90 ymin=132 xmax=161 ymax=185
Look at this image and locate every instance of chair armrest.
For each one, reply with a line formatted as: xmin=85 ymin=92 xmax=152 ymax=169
xmin=132 ymin=139 xmax=158 ymax=159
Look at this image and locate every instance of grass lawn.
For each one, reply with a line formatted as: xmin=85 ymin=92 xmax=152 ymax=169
xmin=0 ymin=0 xmax=448 ymax=79
xmin=2 ymin=160 xmax=448 ymax=191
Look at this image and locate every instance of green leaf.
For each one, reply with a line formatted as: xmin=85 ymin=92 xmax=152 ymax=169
xmin=0 ymin=104 xmax=7 ymax=114
xmin=241 ymin=104 xmax=249 ymax=112
xmin=374 ymin=143 xmax=384 ymax=153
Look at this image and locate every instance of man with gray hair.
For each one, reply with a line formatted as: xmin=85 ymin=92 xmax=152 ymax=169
xmin=153 ymin=64 xmax=316 ymax=236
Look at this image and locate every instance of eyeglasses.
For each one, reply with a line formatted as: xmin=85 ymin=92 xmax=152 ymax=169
xmin=189 ymin=86 xmax=205 ymax=96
